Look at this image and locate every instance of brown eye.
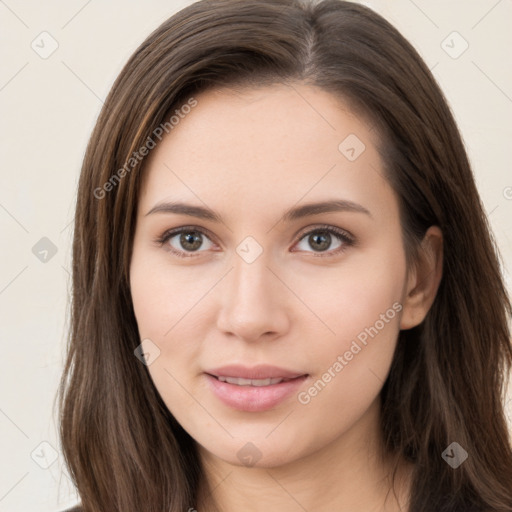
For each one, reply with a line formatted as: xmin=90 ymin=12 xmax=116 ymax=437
xmin=158 ymin=227 xmax=215 ymax=258
xmin=176 ymin=231 xmax=204 ymax=252
xmin=293 ymin=225 xmax=355 ymax=257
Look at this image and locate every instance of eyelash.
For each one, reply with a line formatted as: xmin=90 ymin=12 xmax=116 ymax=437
xmin=155 ymin=224 xmax=355 ymax=259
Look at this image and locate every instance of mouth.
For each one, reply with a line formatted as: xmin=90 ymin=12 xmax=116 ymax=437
xmin=204 ymin=370 xmax=309 ymax=412
xmin=208 ymin=375 xmax=303 ymax=387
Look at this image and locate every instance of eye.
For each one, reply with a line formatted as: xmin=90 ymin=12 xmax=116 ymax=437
xmin=156 ymin=224 xmax=355 ymax=259
xmin=156 ymin=226 xmax=215 ymax=258
xmin=292 ymin=224 xmax=355 ymax=257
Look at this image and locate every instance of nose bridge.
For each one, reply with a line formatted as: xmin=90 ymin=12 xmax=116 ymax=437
xmin=216 ymin=248 xmax=288 ymax=340
xmin=231 ymin=250 xmax=272 ymax=301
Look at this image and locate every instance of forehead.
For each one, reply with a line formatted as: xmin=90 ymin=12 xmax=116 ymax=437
xmin=138 ymin=83 xmax=395 ymax=223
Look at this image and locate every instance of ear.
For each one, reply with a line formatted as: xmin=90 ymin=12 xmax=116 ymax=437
xmin=400 ymin=225 xmax=443 ymax=330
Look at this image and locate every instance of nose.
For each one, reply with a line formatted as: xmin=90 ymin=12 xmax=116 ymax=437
xmin=216 ymin=253 xmax=290 ymax=343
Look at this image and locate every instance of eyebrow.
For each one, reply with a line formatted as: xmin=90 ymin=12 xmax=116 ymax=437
xmin=145 ymin=198 xmax=372 ymax=222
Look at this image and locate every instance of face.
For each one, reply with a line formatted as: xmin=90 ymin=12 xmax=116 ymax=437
xmin=130 ymin=83 xmax=410 ymax=468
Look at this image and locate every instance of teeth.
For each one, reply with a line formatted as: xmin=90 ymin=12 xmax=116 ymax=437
xmin=217 ymin=376 xmax=286 ymax=386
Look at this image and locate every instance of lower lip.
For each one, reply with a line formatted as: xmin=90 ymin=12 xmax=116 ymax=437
xmin=204 ymin=373 xmax=309 ymax=412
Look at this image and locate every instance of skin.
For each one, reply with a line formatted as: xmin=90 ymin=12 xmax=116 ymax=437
xmin=129 ymin=83 xmax=443 ymax=512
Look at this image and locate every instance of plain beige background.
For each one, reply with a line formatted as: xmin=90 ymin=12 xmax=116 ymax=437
xmin=0 ymin=0 xmax=511 ymax=510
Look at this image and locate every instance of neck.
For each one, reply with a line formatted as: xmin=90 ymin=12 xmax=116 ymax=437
xmin=195 ymin=398 xmax=412 ymax=512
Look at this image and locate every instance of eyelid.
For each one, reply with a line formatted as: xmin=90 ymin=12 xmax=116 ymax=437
xmin=154 ymin=225 xmax=219 ymax=258
xmin=291 ymin=223 xmax=355 ymax=256
xmin=155 ymin=223 xmax=355 ymax=258
xmin=294 ymin=223 xmax=354 ymax=244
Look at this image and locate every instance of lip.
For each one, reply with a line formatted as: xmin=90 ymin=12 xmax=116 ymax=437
xmin=205 ymin=364 xmax=306 ymax=380
xmin=204 ymin=365 xmax=309 ymax=412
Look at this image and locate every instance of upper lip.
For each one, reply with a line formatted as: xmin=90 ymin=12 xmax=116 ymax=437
xmin=205 ymin=364 xmax=307 ymax=380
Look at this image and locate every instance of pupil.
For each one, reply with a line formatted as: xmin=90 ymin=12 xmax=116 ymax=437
xmin=310 ymin=231 xmax=330 ymax=251
xmin=180 ymin=232 xmax=202 ymax=251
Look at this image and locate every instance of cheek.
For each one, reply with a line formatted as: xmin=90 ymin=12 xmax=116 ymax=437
xmin=130 ymin=250 xmax=205 ymax=416
xmin=129 ymin=245 xmax=211 ymax=339
xmin=297 ymin=241 xmax=405 ymax=349
xmin=129 ymin=247 xmax=211 ymax=395
xmin=293 ymin=244 xmax=405 ymax=404
xmin=327 ymin=268 xmax=403 ymax=346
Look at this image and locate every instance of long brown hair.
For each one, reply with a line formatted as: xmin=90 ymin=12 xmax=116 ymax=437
xmin=56 ymin=1 xmax=512 ymax=510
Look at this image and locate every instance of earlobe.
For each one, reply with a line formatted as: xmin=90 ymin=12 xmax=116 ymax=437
xmin=399 ymin=226 xmax=443 ymax=330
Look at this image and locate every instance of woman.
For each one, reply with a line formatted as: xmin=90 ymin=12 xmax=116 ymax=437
xmin=57 ymin=0 xmax=512 ymax=511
